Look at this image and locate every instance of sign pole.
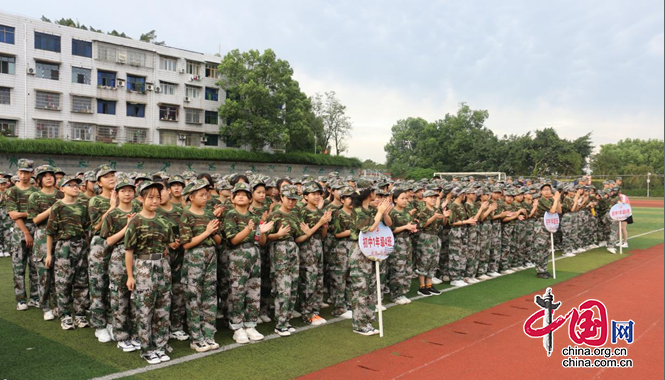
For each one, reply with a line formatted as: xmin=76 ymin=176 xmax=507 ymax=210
xmin=375 ymin=260 xmax=384 ymax=337
xmin=550 ymin=232 xmax=556 ymax=279
xmin=619 ymin=220 xmax=623 ymax=255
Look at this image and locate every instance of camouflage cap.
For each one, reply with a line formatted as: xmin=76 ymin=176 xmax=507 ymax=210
xmin=346 ymin=175 xmax=356 ymax=182
xmin=265 ymin=179 xmax=277 ymax=188
xmin=182 ymin=169 xmax=197 ymax=178
xmin=0 ymin=178 xmax=7 ymax=184
xmin=95 ymin=164 xmax=116 ymax=180
xmin=232 ymin=182 xmax=252 ymax=195
xmin=539 ymin=182 xmax=553 ymax=190
xmin=293 ymin=177 xmax=303 ymax=185
xmin=250 ymin=178 xmax=266 ymax=190
xmin=11 ymin=175 xmax=18 ymax=183
xmin=328 ymin=171 xmax=339 ymax=178
xmin=151 ymin=171 xmax=168 ymax=180
xmin=115 ymin=174 xmax=135 ymax=190
xmin=302 ymin=174 xmax=313 ymax=181
xmin=58 ymin=175 xmax=82 ymax=188
xmin=216 ymin=179 xmax=233 ymax=191
xmin=53 ymin=166 xmax=66 ymax=175
xmin=533 ymin=191 xmax=541 ymax=199
xmin=356 ymin=179 xmax=372 ymax=190
xmin=134 ymin=173 xmax=151 ymax=182
xmin=442 ymin=184 xmax=454 ymax=193
xmin=34 ymin=164 xmax=55 ymax=177
xmin=492 ymin=185 xmax=503 ymax=193
xmin=612 ymin=186 xmax=620 ymax=192
xmin=168 ymin=174 xmax=185 ymax=185
xmin=317 ymin=176 xmax=327 ymax=183
xmin=615 ymin=176 xmax=622 ymax=181
xmin=451 ymin=186 xmax=465 ymax=197
xmin=17 ymin=158 xmax=35 ymax=172
xmin=183 ymin=179 xmax=209 ymax=196
xmin=137 ymin=180 xmax=164 ymax=194
xmin=340 ymin=186 xmax=355 ymax=198
xmin=302 ymin=181 xmax=322 ymax=194
xmin=423 ymin=189 xmax=437 ymax=198
xmin=83 ymin=171 xmax=96 ymax=182
xmin=330 ymin=180 xmax=345 ymax=190
xmin=281 ymin=185 xmax=300 ymax=199
xmin=517 ymin=187 xmax=528 ymax=195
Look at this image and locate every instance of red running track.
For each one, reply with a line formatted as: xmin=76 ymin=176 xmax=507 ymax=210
xmin=300 ymin=244 xmax=664 ymax=380
xmin=631 ymin=199 xmax=663 ymax=208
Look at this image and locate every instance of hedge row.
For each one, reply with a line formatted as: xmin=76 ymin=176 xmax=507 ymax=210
xmin=0 ymin=138 xmax=362 ymax=168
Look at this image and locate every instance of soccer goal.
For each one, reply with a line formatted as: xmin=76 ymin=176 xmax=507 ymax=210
xmin=432 ymin=172 xmax=507 ymax=181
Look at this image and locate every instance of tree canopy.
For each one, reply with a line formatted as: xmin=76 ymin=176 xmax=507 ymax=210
xmin=590 ymin=139 xmax=664 ymax=175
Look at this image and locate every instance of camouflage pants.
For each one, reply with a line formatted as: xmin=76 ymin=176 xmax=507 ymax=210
xmin=227 ymin=244 xmax=260 ymax=330
xmin=605 ymin=213 xmax=620 ymax=247
xmin=11 ymin=222 xmax=39 ymax=303
xmin=500 ymin=223 xmax=516 ymax=271
xmin=514 ymin=220 xmax=528 ymax=267
xmin=329 ymin=239 xmax=353 ymax=315
xmin=54 ymin=238 xmax=89 ymax=318
xmin=298 ymin=238 xmax=324 ymax=321
xmin=533 ymin=223 xmax=550 ymax=274
xmin=488 ymin=221 xmax=502 ymax=274
xmin=109 ymin=244 xmax=135 ymax=342
xmin=217 ymin=245 xmax=229 ymax=321
xmin=525 ymin=219 xmax=537 ymax=263
xmin=259 ymin=245 xmax=272 ymax=315
xmin=406 ymin=235 xmax=417 ymax=277
xmin=448 ymin=226 xmax=468 ymax=281
xmin=416 ymin=233 xmax=441 ymax=279
xmin=349 ymin=243 xmax=374 ymax=331
xmin=169 ymin=247 xmax=186 ymax=332
xmin=132 ymin=257 xmax=172 ymax=357
xmin=33 ymin=227 xmax=56 ymax=311
xmin=323 ymin=234 xmax=336 ymax=298
xmin=0 ymin=218 xmax=11 ymax=254
xmin=598 ymin=215 xmax=611 ymax=244
xmin=476 ymin=222 xmax=492 ymax=276
xmin=388 ymin=236 xmax=410 ymax=299
xmin=271 ymin=240 xmax=299 ymax=330
xmin=438 ymin=227 xmax=451 ymax=278
xmin=184 ymin=246 xmax=217 ymax=341
xmin=464 ymin=225 xmax=480 ymax=278
xmin=561 ymin=213 xmax=575 ymax=254
xmin=88 ymin=235 xmax=110 ymax=329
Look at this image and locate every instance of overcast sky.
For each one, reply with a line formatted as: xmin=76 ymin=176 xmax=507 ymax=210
xmin=4 ymin=0 xmax=663 ymax=162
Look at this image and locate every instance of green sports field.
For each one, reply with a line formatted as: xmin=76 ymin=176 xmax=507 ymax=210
xmin=1 ymin=207 xmax=662 ymax=380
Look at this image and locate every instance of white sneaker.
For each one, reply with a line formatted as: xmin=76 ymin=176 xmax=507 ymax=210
xmin=431 ymin=277 xmax=443 ymax=285
xmin=526 ymin=263 xmax=536 ymax=268
xmin=61 ymin=317 xmax=75 ymax=330
xmin=340 ymin=310 xmax=353 ymax=319
xmin=233 ymin=328 xmax=250 ymax=344
xmin=478 ymin=274 xmax=491 ymax=280
xmin=395 ymin=296 xmax=409 ymax=305
xmin=156 ymin=351 xmax=170 ymax=362
xmin=291 ymin=310 xmax=301 ymax=319
xmin=321 ymin=302 xmax=330 ymax=308
xmin=107 ymin=324 xmax=115 ymax=341
xmin=205 ymin=338 xmax=220 ymax=350
xmin=599 ymin=242 xmax=606 ymax=247
xmin=245 ymin=327 xmax=264 ymax=341
xmin=16 ymin=302 xmax=28 ymax=311
xmin=144 ymin=353 xmax=161 ymax=365
xmin=505 ymin=269 xmax=515 ymax=274
xmin=621 ymin=242 xmax=628 ymax=248
xmin=499 ymin=270 xmax=511 ymax=275
xmin=378 ymin=305 xmax=387 ymax=311
xmin=95 ymin=328 xmax=112 ymax=343
xmin=466 ymin=278 xmax=480 ymax=284
xmin=563 ymin=252 xmax=576 ymax=257
xmin=216 ymin=310 xmax=224 ymax=319
xmin=190 ymin=340 xmax=209 ymax=352
xmin=75 ymin=316 xmax=89 ymax=328
xmin=517 ymin=266 xmax=526 ymax=270
xmin=259 ymin=314 xmax=272 ymax=323
xmin=117 ymin=340 xmax=138 ymax=352
xmin=169 ymin=330 xmax=189 ymax=341
xmin=607 ymin=247 xmax=617 ymax=254
xmin=450 ymin=280 xmax=468 ymax=287
xmin=43 ymin=310 xmax=55 ymax=321
xmin=488 ymin=272 xmax=501 ymax=277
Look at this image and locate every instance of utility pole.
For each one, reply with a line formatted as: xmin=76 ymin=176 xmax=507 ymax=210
xmin=647 ymin=172 xmax=651 ymax=197
xmin=314 ymin=134 xmax=317 ymax=154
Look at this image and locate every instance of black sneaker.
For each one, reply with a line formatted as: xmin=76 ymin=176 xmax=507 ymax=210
xmin=274 ymin=327 xmax=291 ymax=337
xmin=417 ymin=286 xmax=432 ymax=297
xmin=428 ymin=286 xmax=441 ymax=295
xmin=537 ymin=272 xmax=551 ymax=279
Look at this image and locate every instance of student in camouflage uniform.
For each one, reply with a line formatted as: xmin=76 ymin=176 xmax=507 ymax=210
xmin=511 ymin=188 xmax=529 ymax=269
xmin=0 ymin=178 xmax=11 ymax=257
xmin=475 ymin=188 xmax=496 ymax=279
xmin=224 ymin=182 xmax=273 ymax=344
xmin=295 ymin=182 xmax=332 ymax=325
xmin=323 ymin=180 xmax=344 ymax=306
xmin=180 ymin=179 xmax=222 ymax=352
xmin=101 ymin=174 xmax=139 ymax=352
xmin=499 ymin=189 xmax=524 ymax=273
xmin=28 ymin=165 xmax=59 ymax=320
xmin=249 ymin=179 xmax=273 ymax=323
xmin=604 ymin=187 xmax=622 ymax=253
xmin=487 ymin=186 xmax=506 ymax=277
xmin=462 ymin=189 xmax=483 ymax=282
xmin=6 ymin=158 xmax=40 ymax=310
xmin=125 ymin=180 xmax=175 ymax=364
xmin=448 ymin=187 xmax=476 ymax=287
xmin=529 ymin=183 xmax=561 ymax=278
xmin=45 ymin=176 xmax=90 ymax=330
xmin=415 ymin=190 xmax=446 ymax=295
xmin=88 ymin=164 xmax=117 ymax=342
xmin=329 ymin=186 xmax=355 ymax=317
xmin=388 ymin=189 xmax=416 ymax=304
xmin=215 ymin=179 xmax=233 ymax=321
xmin=266 ymin=185 xmax=302 ymax=336
xmin=437 ymin=185 xmax=454 ymax=281
xmin=561 ymin=186 xmax=580 ymax=256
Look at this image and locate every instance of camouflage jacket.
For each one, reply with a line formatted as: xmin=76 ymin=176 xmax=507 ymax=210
xmin=266 ymin=209 xmax=302 ymax=241
xmin=100 ymin=208 xmax=134 ymax=241
xmin=46 ymin=200 xmax=89 ymax=240
xmin=296 ymin=205 xmax=324 ymax=240
xmin=417 ymin=206 xmax=441 ymax=234
xmin=535 ymin=197 xmax=554 ymax=218
xmin=350 ymin=206 xmax=377 ymax=241
xmin=28 ymin=190 xmax=58 ymax=227
xmin=562 ymin=197 xmax=574 ymax=214
xmin=331 ymin=208 xmax=353 ymax=237
xmin=88 ymin=195 xmax=111 ymax=234
xmin=448 ymin=202 xmax=468 ymax=225
xmin=124 ymin=214 xmax=173 ymax=255
xmin=389 ymin=208 xmax=413 ymax=236
xmin=180 ymin=209 xmax=218 ymax=247
xmin=156 ymin=203 xmax=183 ymax=238
xmin=5 ymin=185 xmax=38 ymax=221
xmin=464 ymin=201 xmax=480 ymax=221
xmin=224 ymin=208 xmax=260 ymax=246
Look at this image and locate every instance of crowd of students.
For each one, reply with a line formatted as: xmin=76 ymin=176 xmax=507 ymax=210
xmin=0 ymin=160 xmax=628 ymax=364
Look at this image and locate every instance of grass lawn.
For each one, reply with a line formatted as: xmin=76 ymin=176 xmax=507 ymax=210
xmin=0 ymin=207 xmax=662 ymax=380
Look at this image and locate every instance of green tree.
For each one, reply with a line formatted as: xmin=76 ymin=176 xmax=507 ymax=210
xmin=591 ymin=139 xmax=665 ymax=175
xmin=139 ymin=30 xmax=165 ymax=45
xmin=310 ymin=91 xmax=353 ymax=155
xmin=217 ymin=49 xmax=312 ymax=152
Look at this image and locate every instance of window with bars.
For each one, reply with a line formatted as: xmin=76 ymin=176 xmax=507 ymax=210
xmin=34 ymin=32 xmax=61 ymax=52
xmin=126 ymin=127 xmax=148 ymax=144
xmin=36 ymin=61 xmax=59 ymax=80
xmin=205 ymin=63 xmax=218 ymax=78
xmin=71 ymin=123 xmax=94 ymax=141
xmin=97 ymin=99 xmax=116 ymax=115
xmin=184 ymin=133 xmax=202 ymax=147
xmin=36 ymin=91 xmax=61 ymax=110
xmin=96 ymin=44 xmax=117 ymax=62
xmin=204 ymin=87 xmax=218 ymax=101
xmin=72 ymin=67 xmax=91 ymax=84
xmin=204 ymin=134 xmax=219 ymax=147
xmin=185 ymin=108 xmax=202 ymax=124
xmin=0 ymin=87 xmax=9 ymax=105
xmin=71 ymin=96 xmax=93 ymax=113
xmin=126 ymin=102 xmax=145 ymax=117
xmin=97 ymin=70 xmax=116 ymax=87
xmin=96 ymin=125 xmax=118 ymax=143
xmin=159 ymin=104 xmax=178 ymax=121
xmin=0 ymin=119 xmax=17 ymax=137
xmin=186 ymin=86 xmax=200 ymax=99
xmin=0 ymin=54 xmax=15 ymax=75
xmin=186 ymin=61 xmax=200 ymax=75
xmin=128 ymin=50 xmax=146 ymax=67
xmin=160 ymin=56 xmax=177 ymax=71
xmin=0 ymin=25 xmax=15 ymax=45
xmin=35 ymin=120 xmax=61 ymax=139
xmin=160 ymin=130 xmax=178 ymax=146
xmin=127 ymin=75 xmax=146 ymax=92
xmin=72 ymin=39 xmax=92 ymax=57
xmin=160 ymin=82 xmax=176 ymax=95
xmin=204 ymin=111 xmax=218 ymax=125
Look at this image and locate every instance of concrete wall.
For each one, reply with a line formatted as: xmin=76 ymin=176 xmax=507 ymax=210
xmin=0 ymin=153 xmax=360 ymax=178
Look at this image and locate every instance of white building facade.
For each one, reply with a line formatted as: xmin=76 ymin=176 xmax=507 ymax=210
xmin=0 ymin=12 xmax=231 ymax=148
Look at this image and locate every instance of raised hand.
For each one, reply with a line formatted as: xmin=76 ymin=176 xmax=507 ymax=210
xmin=206 ymin=219 xmax=220 ymax=235
xmin=260 ymin=221 xmax=274 ymax=234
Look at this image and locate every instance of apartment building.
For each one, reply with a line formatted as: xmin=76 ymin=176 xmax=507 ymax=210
xmin=0 ymin=11 xmax=230 ymax=148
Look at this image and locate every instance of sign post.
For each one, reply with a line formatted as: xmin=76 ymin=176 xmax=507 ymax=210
xmin=610 ymin=203 xmax=632 ymax=254
xmin=544 ymin=212 xmax=560 ymax=279
xmin=359 ymin=222 xmax=394 ymax=337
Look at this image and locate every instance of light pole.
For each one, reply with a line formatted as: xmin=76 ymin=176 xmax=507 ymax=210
xmin=314 ymin=135 xmax=317 ymax=154
xmin=647 ymin=172 xmax=651 ymax=197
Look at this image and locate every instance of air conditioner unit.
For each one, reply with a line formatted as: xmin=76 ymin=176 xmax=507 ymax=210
xmin=178 ymin=133 xmax=187 ymax=140
xmin=27 ymin=67 xmax=35 ymax=75
xmin=179 ymin=68 xmax=186 ymax=74
xmin=184 ymin=96 xmax=191 ymax=102
xmin=154 ymin=86 xmax=161 ymax=93
xmin=117 ymin=53 xmax=127 ymax=64
xmin=117 ymin=78 xmax=126 ymax=87
xmin=146 ymin=84 xmax=154 ymax=91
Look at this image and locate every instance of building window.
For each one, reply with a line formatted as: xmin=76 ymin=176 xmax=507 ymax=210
xmin=71 ymin=123 xmax=94 ymax=141
xmin=36 ymin=61 xmax=60 ymax=80
xmin=97 ymin=70 xmax=116 ymax=87
xmin=97 ymin=99 xmax=116 ymax=115
xmin=35 ymin=91 xmax=61 ymax=110
xmin=72 ymin=39 xmax=92 ymax=57
xmin=185 ymin=108 xmax=202 ymax=124
xmin=205 ymin=87 xmax=219 ymax=101
xmin=71 ymin=96 xmax=93 ymax=113
xmin=0 ymin=87 xmax=9 ymax=105
xmin=126 ymin=102 xmax=145 ymax=117
xmin=0 ymin=25 xmax=15 ymax=45
xmin=0 ymin=54 xmax=15 ymax=74
xmin=96 ymin=125 xmax=118 ymax=143
xmin=128 ymin=50 xmax=146 ymax=67
xmin=35 ymin=120 xmax=61 ymax=139
xmin=72 ymin=67 xmax=91 ymax=84
xmin=184 ymin=133 xmax=201 ymax=147
xmin=160 ymin=56 xmax=177 ymax=71
xmin=205 ymin=63 xmax=218 ymax=78
xmin=159 ymin=104 xmax=178 ymax=121
xmin=34 ymin=32 xmax=61 ymax=52
xmin=96 ymin=44 xmax=117 ymax=62
xmin=186 ymin=61 xmax=200 ymax=76
xmin=160 ymin=130 xmax=177 ymax=146
xmin=126 ymin=127 xmax=148 ymax=144
xmin=160 ymin=81 xmax=176 ymax=95
xmin=127 ymin=75 xmax=146 ymax=92
xmin=204 ymin=110 xmax=218 ymax=125
xmin=0 ymin=119 xmax=17 ymax=137
xmin=185 ymin=86 xmax=200 ymax=99
xmin=203 ymin=134 xmax=219 ymax=147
